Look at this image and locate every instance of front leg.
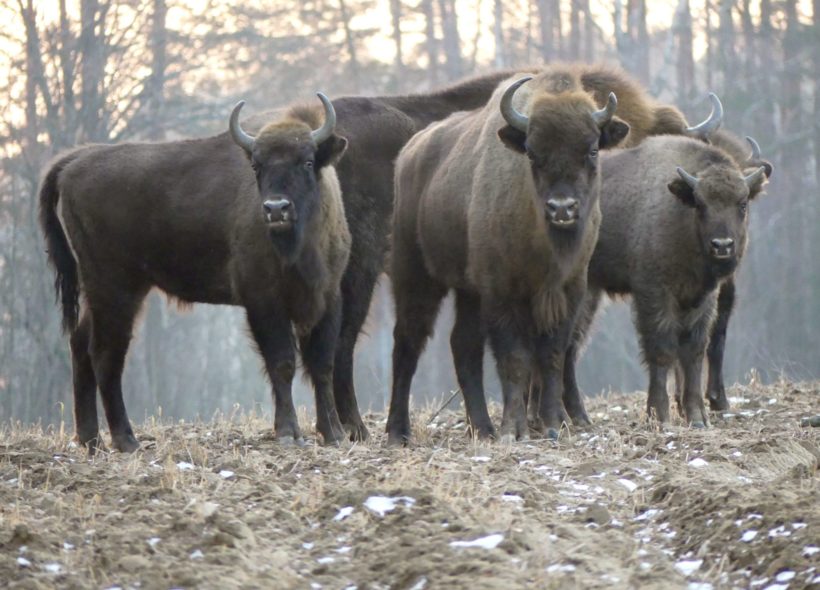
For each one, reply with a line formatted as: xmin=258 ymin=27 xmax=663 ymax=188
xmin=299 ymin=295 xmax=347 ymax=445
xmin=245 ymin=303 xmax=303 ymax=444
xmin=561 ymin=288 xmax=601 ymax=426
xmin=678 ymin=310 xmax=714 ymax=428
xmin=486 ymin=301 xmax=532 ymax=444
xmin=706 ymin=280 xmax=734 ymax=411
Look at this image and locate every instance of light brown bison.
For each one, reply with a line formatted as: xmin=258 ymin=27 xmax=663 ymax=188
xmin=39 ymin=94 xmax=351 ymax=452
xmin=387 ymin=67 xmax=635 ymax=445
xmin=567 ymin=135 xmax=770 ymax=426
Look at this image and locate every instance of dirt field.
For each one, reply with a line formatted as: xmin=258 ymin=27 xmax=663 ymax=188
xmin=1 ymin=380 xmax=818 ymax=590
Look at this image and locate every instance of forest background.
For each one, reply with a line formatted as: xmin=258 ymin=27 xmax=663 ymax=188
xmin=1 ymin=0 xmax=817 ymax=424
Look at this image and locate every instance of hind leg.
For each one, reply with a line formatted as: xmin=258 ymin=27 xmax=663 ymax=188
xmin=69 ymin=311 xmax=102 ymax=453
xmin=87 ymin=293 xmax=145 ymax=453
xmin=386 ymin=257 xmax=447 ymax=446
xmin=451 ymin=290 xmax=494 ymax=440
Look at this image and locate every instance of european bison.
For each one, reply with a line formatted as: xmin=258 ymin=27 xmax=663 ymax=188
xmin=39 ymin=94 xmax=351 ymax=451
xmin=566 ymin=134 xmax=770 ymax=426
xmin=388 ymin=68 xmax=634 ymax=445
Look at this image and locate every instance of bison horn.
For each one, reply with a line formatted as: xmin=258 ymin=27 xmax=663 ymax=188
xmin=229 ymin=100 xmax=255 ymax=155
xmin=500 ymin=76 xmax=533 ymax=132
xmin=591 ymin=92 xmax=618 ymax=127
xmin=745 ymin=136 xmax=762 ymax=161
xmin=310 ymin=92 xmax=336 ymax=145
xmin=676 ymin=166 xmax=699 ymax=189
xmin=685 ymin=93 xmax=723 ymax=140
xmin=743 ymin=166 xmax=766 ymax=189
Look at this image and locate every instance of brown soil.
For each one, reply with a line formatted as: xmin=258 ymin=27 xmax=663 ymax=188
xmin=1 ymin=380 xmax=818 ymax=590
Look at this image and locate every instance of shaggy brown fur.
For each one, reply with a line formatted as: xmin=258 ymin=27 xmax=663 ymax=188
xmin=568 ymin=135 xmax=769 ymax=426
xmin=387 ymin=65 xmax=673 ymax=445
xmin=40 ymin=102 xmax=351 ymax=452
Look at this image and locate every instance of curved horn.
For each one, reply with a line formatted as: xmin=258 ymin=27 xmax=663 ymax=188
xmin=685 ymin=92 xmax=723 ymax=140
xmin=676 ymin=166 xmax=699 ymax=189
xmin=500 ymin=76 xmax=533 ymax=132
xmin=745 ymin=136 xmax=761 ymax=161
xmin=229 ymin=100 xmax=255 ymax=155
xmin=310 ymin=92 xmax=336 ymax=145
xmin=591 ymin=92 xmax=618 ymax=127
xmin=743 ymin=166 xmax=766 ymax=189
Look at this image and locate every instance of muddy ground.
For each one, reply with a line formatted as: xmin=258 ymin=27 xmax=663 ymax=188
xmin=1 ymin=380 xmax=818 ymax=589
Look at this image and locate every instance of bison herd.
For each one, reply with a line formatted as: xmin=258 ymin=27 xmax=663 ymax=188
xmin=38 ymin=63 xmax=772 ymax=453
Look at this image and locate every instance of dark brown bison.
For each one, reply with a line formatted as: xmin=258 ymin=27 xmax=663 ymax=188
xmin=566 ymin=134 xmax=770 ymax=426
xmin=388 ymin=68 xmax=635 ymax=445
xmin=695 ymin=133 xmax=773 ymax=411
xmin=39 ymin=94 xmax=351 ymax=451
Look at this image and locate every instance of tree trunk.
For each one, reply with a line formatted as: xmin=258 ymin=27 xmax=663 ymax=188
xmin=717 ymin=0 xmax=735 ymax=94
xmin=582 ymin=0 xmax=594 ymax=62
xmin=675 ymin=0 xmax=695 ymax=108
xmin=815 ymin=0 xmax=820 ymax=185
xmin=438 ymin=0 xmax=463 ymax=80
xmin=628 ymin=0 xmax=649 ymax=83
xmin=536 ymin=0 xmax=554 ymax=60
xmin=390 ymin=0 xmax=404 ymax=82
xmin=79 ymin=0 xmax=108 ymax=141
xmin=570 ymin=0 xmax=581 ymax=60
xmin=421 ymin=0 xmax=439 ymax=86
xmin=338 ymin=0 xmax=361 ymax=91
xmin=148 ymin=0 xmax=167 ymax=141
xmin=494 ymin=0 xmax=506 ymax=67
xmin=58 ymin=0 xmax=77 ymax=145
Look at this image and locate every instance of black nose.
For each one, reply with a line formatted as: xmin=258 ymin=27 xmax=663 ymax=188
xmin=711 ymin=237 xmax=734 ymax=257
xmin=546 ymin=197 xmax=579 ymax=227
xmin=263 ymin=199 xmax=292 ymax=223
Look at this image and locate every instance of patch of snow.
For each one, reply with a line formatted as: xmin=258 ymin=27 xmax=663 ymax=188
xmin=44 ymin=562 xmax=62 ymax=574
xmin=363 ymin=496 xmax=416 ymax=517
xmin=674 ymin=559 xmax=703 ymax=577
xmin=501 ymin=494 xmax=523 ymax=503
xmin=176 ymin=461 xmax=194 ymax=471
xmin=688 ymin=458 xmax=708 ymax=468
xmin=333 ymin=506 xmax=354 ymax=521
xmin=761 ymin=584 xmax=788 ymax=590
xmin=311 ymin=584 xmax=322 ymax=589
xmin=189 ymin=549 xmax=204 ymax=560
xmin=732 ymin=451 xmax=742 ymax=457
xmin=768 ymin=525 xmax=791 ymax=538
xmin=546 ymin=563 xmax=576 ymax=573
xmin=218 ymin=470 xmax=235 ymax=479
xmin=147 ymin=537 xmax=161 ymax=548
xmin=302 ymin=542 xmax=314 ymax=550
xmin=741 ymin=530 xmax=758 ymax=542
xmin=728 ymin=396 xmax=749 ymax=404
xmin=618 ymin=478 xmax=638 ymax=492
xmin=791 ymin=522 xmax=806 ymax=529
xmin=317 ymin=556 xmax=335 ymax=564
xmin=63 ymin=542 xmax=74 ymax=551
xmin=775 ymin=571 xmax=795 ymax=582
xmin=634 ymin=509 xmax=661 ymax=521
xmin=17 ymin=557 xmax=31 ymax=567
xmin=688 ymin=584 xmax=714 ymax=590
xmin=449 ymin=533 xmax=504 ymax=549
xmin=336 ymin=546 xmax=352 ymax=554
xmin=339 ymin=459 xmax=351 ymax=466
xmin=802 ymin=546 xmax=819 ymax=557
xmin=407 ymin=577 xmax=427 ymax=590
xmin=471 ymin=456 xmax=491 ymax=462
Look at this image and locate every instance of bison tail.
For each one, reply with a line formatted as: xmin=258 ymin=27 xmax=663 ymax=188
xmin=38 ymin=152 xmax=80 ymax=333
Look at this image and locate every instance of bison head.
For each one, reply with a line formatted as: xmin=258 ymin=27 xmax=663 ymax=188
xmin=496 ymin=77 xmax=630 ymax=242
xmin=229 ymin=94 xmax=347 ymax=260
xmin=668 ymin=162 xmax=768 ymax=276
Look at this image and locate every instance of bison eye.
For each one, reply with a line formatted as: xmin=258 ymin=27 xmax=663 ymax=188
xmin=738 ymin=202 xmax=747 ymax=216
xmin=588 ymin=147 xmax=599 ymax=160
xmin=304 ymin=160 xmax=314 ymax=170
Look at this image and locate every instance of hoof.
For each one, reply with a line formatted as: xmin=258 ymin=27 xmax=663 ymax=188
xmin=111 ymin=433 xmax=140 ymax=453
xmin=691 ymin=421 xmax=707 ymax=429
xmin=276 ymin=435 xmax=306 ymax=447
xmin=499 ymin=433 xmax=516 ymax=445
xmin=386 ymin=430 xmax=410 ymax=447
xmin=345 ymin=421 xmax=370 ymax=443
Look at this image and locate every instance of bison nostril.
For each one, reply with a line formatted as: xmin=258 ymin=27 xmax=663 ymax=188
xmin=711 ymin=238 xmax=734 ymax=249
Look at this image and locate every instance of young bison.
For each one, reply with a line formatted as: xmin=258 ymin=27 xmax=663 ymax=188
xmin=39 ymin=95 xmax=351 ymax=452
xmin=569 ymin=135 xmax=769 ymax=426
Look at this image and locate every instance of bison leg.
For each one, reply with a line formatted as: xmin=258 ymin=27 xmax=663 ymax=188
xmin=634 ymin=296 xmax=676 ymax=425
xmin=299 ymin=297 xmax=347 ymax=446
xmin=561 ymin=290 xmax=600 ymax=426
xmin=87 ymin=296 xmax=143 ymax=454
xmin=246 ymin=305 xmax=303 ymax=444
xmin=534 ymin=328 xmax=574 ymax=441
xmin=333 ymin=268 xmax=376 ymax=442
xmin=386 ymin=276 xmax=447 ymax=446
xmin=69 ymin=311 xmax=103 ymax=454
xmin=705 ymin=280 xmax=734 ymax=411
xmin=679 ymin=320 xmax=711 ymax=428
xmin=451 ymin=290 xmax=494 ymax=440
xmin=487 ymin=307 xmax=531 ymax=444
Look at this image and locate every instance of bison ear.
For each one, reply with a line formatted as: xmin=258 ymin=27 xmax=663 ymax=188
xmin=497 ymin=125 xmax=527 ymax=154
xmin=600 ymin=117 xmax=630 ymax=149
xmin=667 ymin=178 xmax=698 ymax=208
xmin=315 ymin=135 xmax=348 ymax=169
xmin=744 ymin=166 xmax=770 ymax=200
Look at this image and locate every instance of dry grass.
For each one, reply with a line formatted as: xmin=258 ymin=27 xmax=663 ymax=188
xmin=1 ymin=381 xmax=818 ymax=589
